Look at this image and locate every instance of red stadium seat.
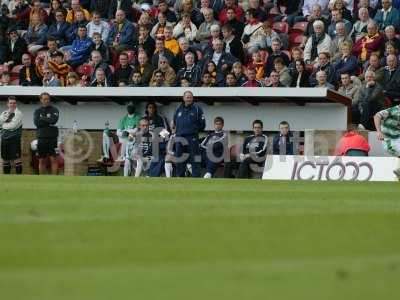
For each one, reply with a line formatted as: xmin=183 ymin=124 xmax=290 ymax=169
xmin=273 ymin=21 xmax=289 ymax=34
xmin=10 ymin=64 xmax=23 ymax=80
xmin=76 ymin=64 xmax=94 ymax=77
xmin=289 ymin=32 xmax=303 ymax=48
xmin=291 ymin=22 xmax=308 ymax=33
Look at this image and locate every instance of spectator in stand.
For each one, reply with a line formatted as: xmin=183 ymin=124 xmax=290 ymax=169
xmin=353 ymin=70 xmax=384 ymax=130
xmin=173 ymin=12 xmax=198 ymax=43
xmin=225 ymin=72 xmax=238 ymax=86
xmin=196 ymin=8 xmax=219 ymax=44
xmin=86 ymin=11 xmax=110 ymax=42
xmin=265 ymin=38 xmax=290 ymax=76
xmin=152 ymin=37 xmax=175 ymax=69
xmin=384 ymin=25 xmax=400 ymax=52
xmin=137 ymin=11 xmax=153 ymax=30
xmin=300 ymin=0 xmax=330 ymax=23
xmin=224 ymin=7 xmax=244 ymax=39
xmin=48 ymin=0 xmax=68 ymax=26
xmin=173 ymin=90 xmax=206 ymax=177
xmin=327 ymin=9 xmax=352 ymax=38
xmin=108 ymin=0 xmax=133 ymax=22
xmin=247 ymin=0 xmax=268 ymax=21
xmin=66 ymin=71 xmax=81 ymax=86
xmin=304 ymin=20 xmax=333 ymax=65
xmin=164 ymin=26 xmax=180 ymax=56
xmin=92 ymin=32 xmax=109 ymax=63
xmin=175 ymin=37 xmax=199 ymax=70
xmin=176 ymin=51 xmax=202 ymax=86
xmin=219 ymin=0 xmax=244 ymax=25
xmin=90 ymin=0 xmax=110 ymax=20
xmin=157 ymin=0 xmax=177 ymax=23
xmin=114 ymin=52 xmax=134 ymax=86
xmin=382 ymin=54 xmax=400 ymax=101
xmin=247 ymin=50 xmax=266 ymax=80
xmin=290 ymin=59 xmax=311 ymax=87
xmin=352 ymin=21 xmax=383 ymax=64
xmin=315 ymin=70 xmax=335 ymax=89
xmin=381 ymin=41 xmax=398 ymax=66
xmin=201 ymin=116 xmax=228 ymax=178
xmin=350 ymin=7 xmax=371 ymax=42
xmin=150 ymin=12 xmax=174 ymax=40
xmin=150 ymin=69 xmax=170 ymax=87
xmin=241 ymin=67 xmax=263 ymax=87
xmin=29 ymin=0 xmax=48 ymax=25
xmin=236 ymin=119 xmax=267 ymax=179
xmin=88 ymin=50 xmax=112 ymax=84
xmin=201 ymin=38 xmax=237 ymax=75
xmin=334 ymin=126 xmax=371 ymax=156
xmin=132 ymin=50 xmax=153 ymax=85
xmin=287 ymin=47 xmax=304 ymax=76
xmin=374 ymin=0 xmax=400 ymax=31
xmin=232 ymin=61 xmax=247 ymax=86
xmin=274 ymin=0 xmax=302 ymax=26
xmin=300 ymin=4 xmax=328 ymax=48
xmin=66 ymin=25 xmax=93 ymax=68
xmin=337 ymin=72 xmax=362 ymax=103
xmin=310 ymin=52 xmax=336 ymax=86
xmin=204 ymin=61 xmax=225 ymax=86
xmin=273 ymin=120 xmax=294 ymax=155
xmin=19 ymin=53 xmax=41 ymax=86
xmin=265 ymin=70 xmax=284 ymax=87
xmin=90 ymin=67 xmax=110 ymax=86
xmin=179 ymin=77 xmax=191 ymax=87
xmin=261 ymin=20 xmax=279 ymax=52
xmin=177 ymin=0 xmax=203 ymax=28
xmin=0 ymin=72 xmax=12 ymax=86
xmin=42 ymin=68 xmax=61 ymax=87
xmin=107 ymin=10 xmax=136 ymax=55
xmin=66 ymin=0 xmax=91 ymax=23
xmin=361 ymin=53 xmax=385 ymax=84
xmin=4 ymin=28 xmax=27 ymax=68
xmin=273 ymin=57 xmax=292 ymax=87
xmin=9 ymin=0 xmax=30 ymax=30
xmin=0 ymin=96 xmax=23 ymax=174
xmin=331 ymin=21 xmax=353 ymax=62
xmin=48 ymin=51 xmax=70 ymax=86
xmin=200 ymin=72 xmax=214 ymax=87
xmin=33 ymin=92 xmax=60 ymax=175
xmin=25 ymin=13 xmax=48 ymax=55
xmin=333 ymin=41 xmax=358 ymax=82
xmin=66 ymin=10 xmax=88 ymax=43
xmin=155 ymin=55 xmax=176 ymax=86
xmin=352 ymin=0 xmax=377 ymax=20
xmin=47 ymin=9 xmax=70 ymax=47
xmin=222 ymin=23 xmax=244 ymax=63
xmin=241 ymin=8 xmax=265 ymax=55
xmin=135 ymin=25 xmax=155 ymax=60
xmin=130 ymin=71 xmax=144 ymax=87
xmin=45 ymin=38 xmax=60 ymax=60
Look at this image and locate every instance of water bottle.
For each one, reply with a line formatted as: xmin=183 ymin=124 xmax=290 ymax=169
xmin=72 ymin=120 xmax=78 ymax=133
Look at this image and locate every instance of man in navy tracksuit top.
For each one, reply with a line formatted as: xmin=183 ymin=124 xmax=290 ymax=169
xmin=201 ymin=116 xmax=228 ymax=178
xmin=237 ymin=119 xmax=268 ymax=179
xmin=173 ymin=90 xmax=206 ymax=177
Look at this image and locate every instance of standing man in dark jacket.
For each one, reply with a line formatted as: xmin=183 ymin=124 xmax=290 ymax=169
xmin=272 ymin=121 xmax=294 ymax=155
xmin=237 ymin=119 xmax=268 ymax=179
xmin=173 ymin=90 xmax=206 ymax=177
xmin=0 ymin=96 xmax=23 ymax=174
xmin=33 ymin=92 xmax=60 ymax=175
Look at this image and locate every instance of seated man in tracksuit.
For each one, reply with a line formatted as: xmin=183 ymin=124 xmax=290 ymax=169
xmin=237 ymin=119 xmax=268 ymax=179
xmin=173 ymin=90 xmax=206 ymax=177
xmin=201 ymin=116 xmax=228 ymax=178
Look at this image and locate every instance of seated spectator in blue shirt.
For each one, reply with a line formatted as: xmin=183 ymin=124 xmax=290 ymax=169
xmin=66 ymin=10 xmax=88 ymax=43
xmin=47 ymin=9 xmax=70 ymax=47
xmin=42 ymin=68 xmax=61 ymax=87
xmin=374 ymin=0 xmax=400 ymax=31
xmin=25 ymin=13 xmax=48 ymax=55
xmin=273 ymin=121 xmax=294 ymax=155
xmin=66 ymin=25 xmax=93 ymax=68
xmin=333 ymin=41 xmax=358 ymax=82
xmin=107 ymin=10 xmax=136 ymax=53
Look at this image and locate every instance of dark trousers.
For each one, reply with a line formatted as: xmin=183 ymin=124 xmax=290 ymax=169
xmin=237 ymin=157 xmax=265 ymax=179
xmin=175 ymin=135 xmax=201 ymax=177
xmin=352 ymin=101 xmax=382 ymax=130
xmin=149 ymin=156 xmax=165 ymax=177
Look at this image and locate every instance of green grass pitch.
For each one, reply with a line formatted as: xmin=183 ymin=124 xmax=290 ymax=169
xmin=0 ymin=176 xmax=400 ymax=300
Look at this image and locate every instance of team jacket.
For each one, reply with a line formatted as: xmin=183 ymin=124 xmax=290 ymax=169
xmin=33 ymin=105 xmax=59 ymax=139
xmin=173 ymin=103 xmax=206 ymax=136
xmin=242 ymin=134 xmax=268 ymax=158
xmin=0 ymin=108 xmax=23 ymax=140
xmin=201 ymin=130 xmax=227 ymax=158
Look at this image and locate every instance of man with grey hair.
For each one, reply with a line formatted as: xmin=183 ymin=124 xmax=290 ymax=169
xmin=384 ymin=25 xmax=400 ymax=51
xmin=331 ymin=21 xmax=353 ymax=62
xmin=352 ymin=20 xmax=383 ymax=63
xmin=201 ymin=38 xmax=237 ymax=77
xmin=353 ymin=70 xmax=384 ymax=130
xmin=373 ymin=0 xmax=400 ymax=31
xmin=196 ymin=8 xmax=219 ymax=44
xmin=315 ymin=70 xmax=335 ymax=89
xmin=350 ymin=7 xmax=371 ymax=42
xmin=304 ymin=20 xmax=333 ymax=64
xmin=327 ymin=9 xmax=352 ymax=38
xmin=383 ymin=54 xmax=400 ymax=100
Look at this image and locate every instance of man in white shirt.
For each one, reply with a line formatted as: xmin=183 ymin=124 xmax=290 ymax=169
xmin=86 ymin=11 xmax=110 ymax=42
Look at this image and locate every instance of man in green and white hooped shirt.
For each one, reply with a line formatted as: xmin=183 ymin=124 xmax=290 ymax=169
xmin=374 ymin=105 xmax=400 ymax=179
xmin=117 ymin=103 xmax=140 ymax=161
